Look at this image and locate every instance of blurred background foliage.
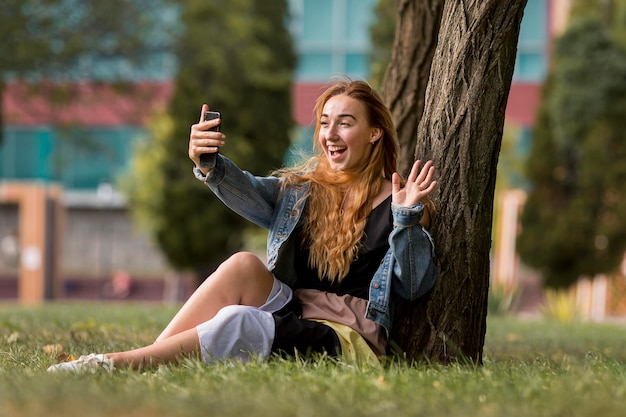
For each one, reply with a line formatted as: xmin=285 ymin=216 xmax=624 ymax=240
xmin=1 ymin=0 xmax=295 ymax=280
xmin=0 ymin=0 xmax=174 ymax=81
xmin=369 ymin=0 xmax=397 ymax=89
xmin=0 ymin=0 xmax=176 ymax=144
xmin=5 ymin=0 xmax=626 ymax=295
xmin=120 ymin=0 xmax=295 ymax=277
xmin=517 ymin=0 xmax=626 ymax=288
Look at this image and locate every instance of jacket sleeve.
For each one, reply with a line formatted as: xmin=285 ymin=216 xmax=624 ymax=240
xmin=193 ymin=155 xmax=281 ymax=230
xmin=388 ymin=202 xmax=438 ymax=300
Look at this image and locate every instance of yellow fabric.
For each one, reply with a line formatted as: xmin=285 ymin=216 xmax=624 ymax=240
xmin=312 ymin=320 xmax=381 ymax=367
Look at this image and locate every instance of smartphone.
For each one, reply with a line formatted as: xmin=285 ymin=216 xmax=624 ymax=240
xmin=200 ymin=110 xmax=221 ymax=169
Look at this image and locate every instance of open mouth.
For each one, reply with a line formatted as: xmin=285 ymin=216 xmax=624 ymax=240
xmin=328 ymin=145 xmax=346 ymax=157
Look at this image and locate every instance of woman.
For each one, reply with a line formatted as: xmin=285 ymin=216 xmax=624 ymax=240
xmin=48 ymin=79 xmax=438 ymax=372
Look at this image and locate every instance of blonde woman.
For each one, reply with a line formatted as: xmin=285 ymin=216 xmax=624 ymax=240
xmin=48 ymin=79 xmax=438 ymax=372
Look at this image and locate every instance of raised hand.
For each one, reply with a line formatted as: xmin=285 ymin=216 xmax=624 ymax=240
xmin=392 ymin=160 xmax=437 ymax=208
xmin=189 ymin=104 xmax=225 ymax=172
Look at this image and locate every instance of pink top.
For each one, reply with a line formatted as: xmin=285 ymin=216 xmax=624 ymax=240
xmin=295 ymin=288 xmax=386 ymax=356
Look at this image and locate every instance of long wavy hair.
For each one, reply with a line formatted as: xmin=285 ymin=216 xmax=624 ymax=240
xmin=277 ymin=79 xmax=399 ymax=282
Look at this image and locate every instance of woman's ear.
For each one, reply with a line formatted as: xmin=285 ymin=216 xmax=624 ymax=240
xmin=370 ymin=127 xmax=382 ymax=144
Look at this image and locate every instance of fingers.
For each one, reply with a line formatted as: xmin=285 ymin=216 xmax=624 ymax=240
xmin=408 ymin=160 xmax=434 ymax=183
xmin=196 ymin=104 xmax=221 ymax=130
xmin=191 ymin=105 xmax=225 ymax=142
xmin=392 ymin=160 xmax=437 ymax=208
xmin=412 ymin=160 xmax=435 ymax=189
xmin=392 ymin=172 xmax=401 ymax=195
xmin=190 ymin=105 xmax=225 ymax=169
xmin=407 ymin=160 xmax=437 ymax=204
xmin=407 ymin=160 xmax=421 ymax=183
xmin=422 ymin=178 xmax=438 ymax=195
xmin=198 ymin=104 xmax=209 ymax=123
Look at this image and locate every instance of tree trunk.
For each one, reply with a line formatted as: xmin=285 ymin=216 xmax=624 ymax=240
xmin=389 ymin=0 xmax=528 ymax=364
xmin=381 ymin=0 xmax=445 ymax=178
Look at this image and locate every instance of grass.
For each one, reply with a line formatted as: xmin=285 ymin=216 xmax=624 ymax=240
xmin=1 ymin=302 xmax=625 ymax=417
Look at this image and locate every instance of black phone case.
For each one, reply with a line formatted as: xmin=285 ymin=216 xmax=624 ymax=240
xmin=200 ymin=111 xmax=221 ymax=169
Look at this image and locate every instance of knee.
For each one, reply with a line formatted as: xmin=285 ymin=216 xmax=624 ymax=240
xmin=207 ymin=252 xmax=273 ymax=301
xmin=219 ymin=252 xmax=265 ymax=274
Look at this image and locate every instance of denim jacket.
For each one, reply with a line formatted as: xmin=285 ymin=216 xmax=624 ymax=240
xmin=194 ymin=155 xmax=438 ymax=335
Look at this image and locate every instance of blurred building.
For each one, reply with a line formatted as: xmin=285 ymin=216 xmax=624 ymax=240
xmin=0 ymin=0 xmax=552 ymax=301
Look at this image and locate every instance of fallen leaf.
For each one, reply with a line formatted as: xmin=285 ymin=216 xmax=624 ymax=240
xmin=55 ymin=352 xmax=77 ymax=363
xmin=42 ymin=343 xmax=64 ymax=354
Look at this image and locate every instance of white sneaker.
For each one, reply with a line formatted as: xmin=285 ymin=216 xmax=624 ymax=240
xmin=47 ymin=353 xmax=115 ymax=373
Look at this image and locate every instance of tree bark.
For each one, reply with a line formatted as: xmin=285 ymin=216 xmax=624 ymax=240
xmin=388 ymin=0 xmax=528 ymax=364
xmin=381 ymin=0 xmax=445 ymax=178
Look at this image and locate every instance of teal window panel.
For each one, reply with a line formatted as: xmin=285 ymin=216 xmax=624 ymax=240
xmin=514 ymin=0 xmax=548 ymax=82
xmin=0 ymin=129 xmax=20 ymax=178
xmin=346 ymin=0 xmax=375 ymax=43
xmin=289 ymin=0 xmax=377 ymax=81
xmin=514 ymin=52 xmax=546 ymax=83
xmin=510 ymin=127 xmax=532 ymax=189
xmin=0 ymin=126 xmax=142 ymax=190
xmin=56 ymin=131 xmax=116 ymax=189
xmin=302 ymin=0 xmax=333 ymax=43
xmin=519 ymin=0 xmax=547 ymax=43
xmin=55 ymin=127 xmax=141 ymax=189
xmin=298 ymin=53 xmax=333 ymax=79
xmin=0 ymin=127 xmax=55 ymax=180
xmin=345 ymin=53 xmax=369 ymax=76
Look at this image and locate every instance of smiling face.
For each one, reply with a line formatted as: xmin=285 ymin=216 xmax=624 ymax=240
xmin=318 ymin=94 xmax=382 ymax=172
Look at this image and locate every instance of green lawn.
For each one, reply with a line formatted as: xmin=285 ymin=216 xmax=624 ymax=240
xmin=1 ymin=302 xmax=625 ymax=417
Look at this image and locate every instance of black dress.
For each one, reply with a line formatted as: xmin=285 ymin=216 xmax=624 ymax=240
xmin=270 ymin=196 xmax=393 ymax=357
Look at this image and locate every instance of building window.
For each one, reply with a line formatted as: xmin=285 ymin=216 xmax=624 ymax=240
xmin=289 ymin=0 xmax=377 ymax=81
xmin=514 ymin=0 xmax=548 ymax=82
xmin=0 ymin=127 xmax=143 ymax=190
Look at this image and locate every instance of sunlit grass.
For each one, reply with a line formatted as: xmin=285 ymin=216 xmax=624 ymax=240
xmin=1 ymin=302 xmax=625 ymax=417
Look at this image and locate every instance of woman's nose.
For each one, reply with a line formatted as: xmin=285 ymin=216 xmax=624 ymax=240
xmin=327 ymin=123 xmax=339 ymax=138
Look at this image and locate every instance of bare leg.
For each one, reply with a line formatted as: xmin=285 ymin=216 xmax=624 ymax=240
xmin=107 ymin=328 xmax=201 ymax=370
xmin=48 ymin=252 xmax=280 ymax=372
xmin=114 ymin=252 xmax=275 ymax=368
xmin=117 ymin=252 xmax=274 ymax=368
xmin=155 ymin=252 xmax=274 ymax=342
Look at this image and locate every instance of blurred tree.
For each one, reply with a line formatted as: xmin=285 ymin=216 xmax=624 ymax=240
xmin=0 ymin=0 xmax=175 ymax=144
xmin=517 ymin=11 xmax=626 ymax=288
xmin=369 ymin=0 xmax=397 ymax=89
xmin=122 ymin=0 xmax=295 ymax=279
